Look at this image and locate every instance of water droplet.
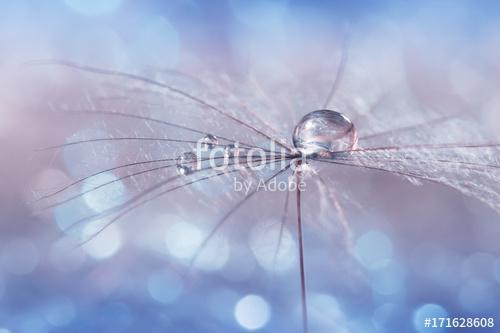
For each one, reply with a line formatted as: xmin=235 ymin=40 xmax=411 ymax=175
xmin=176 ymin=152 xmax=198 ymax=176
xmin=224 ymin=142 xmax=241 ymax=159
xmin=292 ymin=110 xmax=358 ymax=158
xmin=201 ymin=134 xmax=219 ymax=149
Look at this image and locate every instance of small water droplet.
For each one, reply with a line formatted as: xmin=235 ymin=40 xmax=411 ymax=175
xmin=176 ymin=152 xmax=198 ymax=176
xmin=294 ymin=162 xmax=314 ymax=179
xmin=224 ymin=142 xmax=241 ymax=159
xmin=292 ymin=109 xmax=357 ymax=158
xmin=201 ymin=134 xmax=218 ymax=149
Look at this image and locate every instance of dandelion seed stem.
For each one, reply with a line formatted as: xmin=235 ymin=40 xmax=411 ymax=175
xmin=295 ymin=163 xmax=308 ymax=333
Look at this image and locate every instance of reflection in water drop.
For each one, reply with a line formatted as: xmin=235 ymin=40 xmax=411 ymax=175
xmin=293 ymin=110 xmax=357 ymax=158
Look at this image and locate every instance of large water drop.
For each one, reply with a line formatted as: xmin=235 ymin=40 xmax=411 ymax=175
xmin=292 ymin=109 xmax=357 ymax=158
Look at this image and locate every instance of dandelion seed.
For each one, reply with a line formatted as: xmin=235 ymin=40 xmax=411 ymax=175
xmin=28 ymin=34 xmax=500 ymax=333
